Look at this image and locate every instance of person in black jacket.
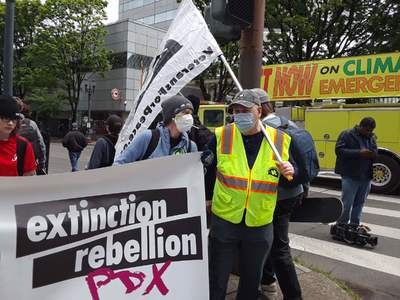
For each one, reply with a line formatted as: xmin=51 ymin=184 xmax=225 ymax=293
xmin=87 ymin=115 xmax=123 ymax=169
xmin=62 ymin=123 xmax=88 ymax=172
xmin=335 ymin=117 xmax=377 ymax=226
xmin=186 ymin=94 xmax=213 ymax=151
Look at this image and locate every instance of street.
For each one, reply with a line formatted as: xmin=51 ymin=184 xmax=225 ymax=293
xmin=48 ymin=142 xmax=400 ymax=300
xmin=293 ymin=187 xmax=400 ymax=300
xmin=48 ymin=141 xmax=95 ymax=174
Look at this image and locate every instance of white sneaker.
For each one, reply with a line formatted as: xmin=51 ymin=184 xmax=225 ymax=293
xmin=261 ymin=281 xmax=278 ymax=300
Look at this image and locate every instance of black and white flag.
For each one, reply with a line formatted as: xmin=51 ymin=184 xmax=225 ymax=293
xmin=115 ymin=0 xmax=222 ymax=155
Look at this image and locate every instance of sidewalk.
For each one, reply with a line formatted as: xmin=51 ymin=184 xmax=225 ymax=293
xmin=226 ymin=264 xmax=354 ymax=300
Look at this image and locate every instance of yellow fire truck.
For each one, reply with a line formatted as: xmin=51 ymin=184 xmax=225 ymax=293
xmin=291 ymin=103 xmax=400 ymax=194
xmin=198 ymin=52 xmax=400 ymax=193
xmin=198 ymin=102 xmax=400 ymax=194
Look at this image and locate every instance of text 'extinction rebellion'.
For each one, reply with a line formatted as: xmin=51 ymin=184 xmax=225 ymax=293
xmin=14 ymin=188 xmax=203 ymax=288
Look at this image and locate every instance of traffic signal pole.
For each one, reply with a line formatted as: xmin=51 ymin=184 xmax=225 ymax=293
xmin=239 ymin=0 xmax=265 ymax=89
xmin=3 ymin=0 xmax=16 ymax=96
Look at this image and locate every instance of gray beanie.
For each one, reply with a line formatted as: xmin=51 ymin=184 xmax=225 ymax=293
xmin=161 ymin=95 xmax=194 ymax=124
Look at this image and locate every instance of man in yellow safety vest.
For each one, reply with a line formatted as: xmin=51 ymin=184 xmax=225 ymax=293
xmin=204 ymin=89 xmax=294 ymax=300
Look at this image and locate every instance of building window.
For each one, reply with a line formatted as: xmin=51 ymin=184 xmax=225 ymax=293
xmin=137 ymin=15 xmax=155 ymax=25
xmin=108 ymin=52 xmax=154 ymax=70
xmin=204 ymin=110 xmax=224 ymax=128
xmin=128 ymin=53 xmax=153 ymax=70
xmin=137 ymin=9 xmax=177 ymax=25
xmin=143 ymin=0 xmax=156 ymax=5
xmin=123 ymin=0 xmax=158 ymax=11
xmin=155 ymin=10 xmax=177 ymax=23
xmin=109 ymin=52 xmax=128 ymax=69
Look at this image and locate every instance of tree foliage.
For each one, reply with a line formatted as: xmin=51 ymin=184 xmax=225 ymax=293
xmin=264 ymin=0 xmax=400 ymax=64
xmin=0 ymin=0 xmax=50 ymax=97
xmin=0 ymin=0 xmax=111 ymax=122
xmin=33 ymin=0 xmax=111 ymax=121
xmin=25 ymin=88 xmax=67 ymax=120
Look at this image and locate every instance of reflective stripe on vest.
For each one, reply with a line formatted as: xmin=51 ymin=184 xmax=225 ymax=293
xmin=217 ymin=171 xmax=277 ymax=194
xmin=212 ymin=123 xmax=291 ymax=227
xmin=216 ymin=171 xmax=247 ymax=190
xmin=251 ymin=179 xmax=278 ymax=194
xmin=221 ymin=124 xmax=234 ymax=154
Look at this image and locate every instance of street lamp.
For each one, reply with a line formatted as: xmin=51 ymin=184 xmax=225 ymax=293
xmin=84 ymin=82 xmax=95 ymax=137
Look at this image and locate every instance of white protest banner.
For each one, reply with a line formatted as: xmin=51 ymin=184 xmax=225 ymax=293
xmin=115 ymin=0 xmax=223 ymax=155
xmin=0 ymin=153 xmax=208 ymax=300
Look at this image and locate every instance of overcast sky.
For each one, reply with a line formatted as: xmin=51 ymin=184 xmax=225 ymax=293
xmin=17 ymin=0 xmax=121 ymax=24
xmin=105 ymin=0 xmax=119 ymax=24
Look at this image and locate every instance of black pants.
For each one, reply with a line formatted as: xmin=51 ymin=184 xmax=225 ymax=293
xmin=262 ymin=196 xmax=303 ymax=300
xmin=209 ymin=214 xmax=273 ymax=300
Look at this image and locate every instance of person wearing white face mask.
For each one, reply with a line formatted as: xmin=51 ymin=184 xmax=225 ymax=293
xmin=114 ymin=95 xmax=197 ymax=165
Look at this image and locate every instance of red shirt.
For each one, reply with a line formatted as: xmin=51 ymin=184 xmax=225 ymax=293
xmin=0 ymin=135 xmax=37 ymax=176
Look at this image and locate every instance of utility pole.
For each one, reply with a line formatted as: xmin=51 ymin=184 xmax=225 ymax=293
xmin=3 ymin=0 xmax=16 ymax=96
xmin=239 ymin=0 xmax=265 ymax=89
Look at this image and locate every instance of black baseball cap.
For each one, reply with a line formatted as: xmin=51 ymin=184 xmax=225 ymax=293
xmin=0 ymin=95 xmax=22 ymax=119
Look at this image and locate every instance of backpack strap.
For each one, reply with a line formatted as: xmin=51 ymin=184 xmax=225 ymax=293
xmin=102 ymin=136 xmax=116 ymax=166
xmin=278 ymin=115 xmax=290 ymax=130
xmin=16 ymin=136 xmax=27 ymax=176
xmin=102 ymin=136 xmax=114 ymax=147
xmin=142 ymin=129 xmax=160 ymax=160
xmin=188 ymin=139 xmax=192 ymax=153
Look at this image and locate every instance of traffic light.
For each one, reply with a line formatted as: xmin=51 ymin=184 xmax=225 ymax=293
xmin=204 ymin=5 xmax=241 ymax=45
xmin=211 ymin=0 xmax=254 ymax=27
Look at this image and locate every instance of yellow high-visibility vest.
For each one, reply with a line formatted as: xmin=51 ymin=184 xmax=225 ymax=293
xmin=212 ymin=123 xmax=291 ymax=227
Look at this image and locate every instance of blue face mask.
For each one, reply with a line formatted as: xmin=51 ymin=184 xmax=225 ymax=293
xmin=234 ymin=112 xmax=254 ymax=133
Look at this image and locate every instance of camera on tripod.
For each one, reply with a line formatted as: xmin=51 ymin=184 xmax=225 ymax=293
xmin=330 ymin=223 xmax=378 ymax=247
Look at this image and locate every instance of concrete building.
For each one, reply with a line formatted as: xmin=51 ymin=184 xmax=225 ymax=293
xmin=77 ymin=0 xmax=180 ymax=133
xmin=119 ymin=0 xmax=179 ymax=30
xmin=74 ymin=0 xmax=202 ymax=136
xmin=77 ymin=20 xmax=165 ymax=129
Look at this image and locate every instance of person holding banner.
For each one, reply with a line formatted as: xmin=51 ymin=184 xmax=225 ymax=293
xmin=204 ymin=90 xmax=294 ymax=300
xmin=114 ymin=95 xmax=197 ymax=164
xmin=0 ymin=95 xmax=36 ymax=176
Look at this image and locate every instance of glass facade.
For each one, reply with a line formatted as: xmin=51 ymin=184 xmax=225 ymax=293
xmin=137 ymin=9 xmax=177 ymax=25
xmin=121 ymin=0 xmax=158 ymax=11
xmin=120 ymin=0 xmax=178 ymax=27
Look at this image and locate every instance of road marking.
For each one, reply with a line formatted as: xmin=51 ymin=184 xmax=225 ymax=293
xmin=363 ymin=206 xmax=400 ymax=218
xmin=289 ymin=233 xmax=400 ymax=277
xmin=327 ymin=223 xmax=400 ymax=240
xmin=309 ymin=187 xmax=400 ymax=204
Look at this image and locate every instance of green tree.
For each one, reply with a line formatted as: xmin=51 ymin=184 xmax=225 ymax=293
xmin=0 ymin=0 xmax=51 ymax=97
xmin=264 ymin=0 xmax=400 ymax=64
xmin=35 ymin=0 xmax=111 ymax=122
xmin=25 ymin=88 xmax=67 ymax=120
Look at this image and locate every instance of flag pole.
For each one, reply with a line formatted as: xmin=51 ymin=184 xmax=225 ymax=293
xmin=219 ymin=54 xmax=292 ymax=181
xmin=219 ymin=54 xmax=243 ymax=92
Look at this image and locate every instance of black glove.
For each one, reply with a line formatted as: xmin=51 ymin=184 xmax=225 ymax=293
xmin=201 ymin=150 xmax=214 ymax=167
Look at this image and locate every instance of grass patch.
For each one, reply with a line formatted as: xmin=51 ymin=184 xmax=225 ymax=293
xmin=293 ymin=256 xmax=361 ymax=300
